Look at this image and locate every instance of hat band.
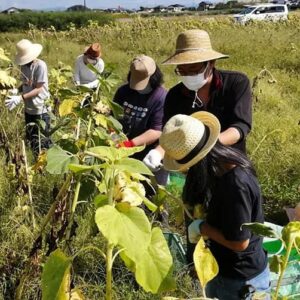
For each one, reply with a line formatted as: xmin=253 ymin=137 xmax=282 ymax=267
xmin=175 ymin=47 xmax=209 ymax=53
xmin=176 ymin=125 xmax=210 ymax=164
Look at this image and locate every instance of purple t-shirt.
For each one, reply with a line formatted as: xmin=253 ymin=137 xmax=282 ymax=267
xmin=113 ymin=84 xmax=167 ymax=160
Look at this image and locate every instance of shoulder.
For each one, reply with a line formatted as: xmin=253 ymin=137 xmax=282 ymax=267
xmin=152 ymin=86 xmax=167 ymax=100
xmin=222 ymin=167 xmax=258 ymax=193
xmin=218 ymin=69 xmax=250 ymax=86
xmin=35 ymin=59 xmax=48 ymax=72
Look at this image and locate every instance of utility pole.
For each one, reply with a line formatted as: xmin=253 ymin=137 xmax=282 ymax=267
xmin=84 ymin=0 xmax=86 ymax=8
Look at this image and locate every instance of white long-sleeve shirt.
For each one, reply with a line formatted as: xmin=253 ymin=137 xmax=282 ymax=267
xmin=74 ymin=55 xmax=104 ymax=87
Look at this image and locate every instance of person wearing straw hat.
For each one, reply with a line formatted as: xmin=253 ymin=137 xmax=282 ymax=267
xmin=113 ymin=55 xmax=168 ymax=186
xmin=4 ymin=39 xmax=52 ymax=156
xmin=143 ymin=29 xmax=252 ymax=171
xmin=160 ymin=112 xmax=270 ymax=300
xmin=74 ymin=43 xmax=105 ymax=89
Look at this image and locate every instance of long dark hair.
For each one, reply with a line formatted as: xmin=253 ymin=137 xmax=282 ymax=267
xmin=127 ymin=65 xmax=164 ymax=90
xmin=182 ymin=141 xmax=256 ymax=207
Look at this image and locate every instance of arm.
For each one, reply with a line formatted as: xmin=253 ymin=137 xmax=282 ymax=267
xmin=132 ymin=129 xmax=161 ymax=146
xmin=219 ymin=127 xmax=241 ymax=146
xmin=223 ymin=73 xmax=252 ymax=145
xmin=22 ymin=82 xmax=44 ymax=100
xmin=201 ymin=222 xmax=249 ymax=251
xmin=74 ymin=57 xmax=81 ymax=85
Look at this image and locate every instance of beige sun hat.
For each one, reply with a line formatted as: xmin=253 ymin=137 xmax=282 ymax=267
xmin=129 ymin=55 xmax=156 ymax=90
xmin=15 ymin=39 xmax=43 ymax=66
xmin=160 ymin=111 xmax=221 ymax=172
xmin=162 ymin=29 xmax=228 ymax=65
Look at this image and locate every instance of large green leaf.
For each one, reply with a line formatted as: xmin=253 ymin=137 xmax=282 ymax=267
xmin=87 ymin=146 xmax=145 ymax=162
xmin=59 ymin=99 xmax=77 ymax=117
xmin=41 ymin=249 xmax=72 ymax=300
xmin=114 ymin=158 xmax=153 ymax=175
xmin=46 ymin=145 xmax=79 ymax=174
xmin=241 ymin=222 xmax=279 ymax=239
xmin=120 ymin=227 xmax=175 ymax=293
xmin=282 ymin=221 xmax=300 ymax=246
xmin=95 ymin=205 xmax=151 ymax=254
xmin=194 ymin=238 xmax=219 ymax=291
xmin=0 ymin=48 xmax=11 ymax=62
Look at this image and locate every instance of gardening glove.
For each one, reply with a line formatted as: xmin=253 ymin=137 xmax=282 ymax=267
xmin=81 ymin=79 xmax=99 ymax=89
xmin=188 ymin=219 xmax=204 ymax=244
xmin=118 ymin=140 xmax=135 ymax=148
xmin=143 ymin=149 xmax=162 ymax=171
xmin=5 ymin=95 xmax=22 ymax=111
xmin=8 ymin=88 xmax=19 ymax=95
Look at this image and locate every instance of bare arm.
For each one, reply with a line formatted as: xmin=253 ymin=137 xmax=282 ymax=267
xmin=132 ymin=129 xmax=161 ymax=146
xmin=219 ymin=127 xmax=241 ymax=146
xmin=201 ymin=222 xmax=249 ymax=252
xmin=22 ymin=82 xmax=44 ymax=100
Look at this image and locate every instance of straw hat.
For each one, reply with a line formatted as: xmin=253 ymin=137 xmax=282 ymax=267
xmin=129 ymin=55 xmax=156 ymax=90
xmin=162 ymin=29 xmax=228 ymax=65
xmin=15 ymin=39 xmax=43 ymax=66
xmin=84 ymin=43 xmax=101 ymax=58
xmin=160 ymin=111 xmax=221 ymax=171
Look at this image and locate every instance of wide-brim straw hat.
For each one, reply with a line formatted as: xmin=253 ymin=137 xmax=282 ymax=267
xmin=162 ymin=29 xmax=228 ymax=65
xmin=160 ymin=111 xmax=221 ymax=172
xmin=15 ymin=39 xmax=43 ymax=66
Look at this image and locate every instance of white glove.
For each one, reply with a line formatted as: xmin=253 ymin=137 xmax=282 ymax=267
xmin=188 ymin=219 xmax=204 ymax=243
xmin=5 ymin=95 xmax=22 ymax=111
xmin=143 ymin=149 xmax=162 ymax=171
xmin=81 ymin=79 xmax=99 ymax=89
xmin=8 ymin=88 xmax=19 ymax=95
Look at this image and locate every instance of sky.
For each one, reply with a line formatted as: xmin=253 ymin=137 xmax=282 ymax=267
xmin=0 ymin=0 xmax=199 ymax=10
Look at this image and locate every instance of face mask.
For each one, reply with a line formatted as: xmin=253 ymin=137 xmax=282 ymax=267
xmin=180 ymin=66 xmax=208 ymax=91
xmin=86 ymin=58 xmax=97 ymax=65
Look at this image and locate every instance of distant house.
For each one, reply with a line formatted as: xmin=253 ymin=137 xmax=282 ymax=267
xmin=1 ymin=7 xmax=20 ymax=14
xmin=167 ymin=4 xmax=185 ymax=12
xmin=198 ymin=1 xmax=215 ymax=11
xmin=66 ymin=5 xmax=90 ymax=12
xmin=153 ymin=5 xmax=167 ymax=12
xmin=139 ymin=6 xmax=154 ymax=13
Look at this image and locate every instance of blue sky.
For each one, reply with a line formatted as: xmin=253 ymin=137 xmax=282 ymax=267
xmin=0 ymin=0 xmax=199 ymax=10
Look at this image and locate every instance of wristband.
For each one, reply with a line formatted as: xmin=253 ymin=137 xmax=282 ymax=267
xmin=21 ymin=94 xmax=25 ymax=100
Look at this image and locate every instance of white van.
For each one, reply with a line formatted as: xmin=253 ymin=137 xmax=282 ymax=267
xmin=234 ymin=4 xmax=288 ymax=24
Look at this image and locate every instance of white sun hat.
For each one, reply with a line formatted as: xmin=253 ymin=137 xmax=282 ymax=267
xmin=159 ymin=111 xmax=221 ymax=172
xmin=15 ymin=39 xmax=43 ymax=66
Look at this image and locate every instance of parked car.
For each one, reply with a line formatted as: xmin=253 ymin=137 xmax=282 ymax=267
xmin=233 ymin=4 xmax=288 ymax=24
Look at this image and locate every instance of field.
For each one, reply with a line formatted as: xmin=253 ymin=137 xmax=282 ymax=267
xmin=0 ymin=13 xmax=299 ymax=300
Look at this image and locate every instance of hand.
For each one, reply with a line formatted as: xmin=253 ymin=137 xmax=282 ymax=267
xmin=143 ymin=149 xmax=162 ymax=171
xmin=188 ymin=219 xmax=204 ymax=244
xmin=118 ymin=140 xmax=135 ymax=148
xmin=5 ymin=95 xmax=22 ymax=111
xmin=8 ymin=88 xmax=19 ymax=95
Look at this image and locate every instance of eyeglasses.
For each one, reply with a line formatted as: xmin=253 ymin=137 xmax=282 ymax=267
xmin=174 ymin=62 xmax=208 ymax=76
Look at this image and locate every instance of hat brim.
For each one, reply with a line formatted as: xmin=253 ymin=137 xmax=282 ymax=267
xmin=129 ymin=75 xmax=150 ymax=91
xmin=163 ymin=111 xmax=221 ymax=172
xmin=162 ymin=50 xmax=228 ymax=65
xmin=15 ymin=44 xmax=43 ymax=66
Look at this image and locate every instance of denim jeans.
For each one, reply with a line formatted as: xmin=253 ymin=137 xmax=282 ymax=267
xmin=25 ymin=112 xmax=52 ymax=156
xmin=206 ymin=265 xmax=271 ymax=300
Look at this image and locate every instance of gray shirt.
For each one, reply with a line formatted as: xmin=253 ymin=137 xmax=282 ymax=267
xmin=21 ymin=59 xmax=50 ymax=115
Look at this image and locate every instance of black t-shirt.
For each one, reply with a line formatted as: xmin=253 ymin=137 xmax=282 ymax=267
xmin=163 ymin=69 xmax=252 ymax=153
xmin=113 ymin=84 xmax=167 ymax=160
xmin=206 ymin=166 xmax=267 ymax=280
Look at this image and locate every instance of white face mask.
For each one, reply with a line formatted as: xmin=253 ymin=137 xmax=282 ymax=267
xmin=86 ymin=58 xmax=97 ymax=65
xmin=180 ymin=66 xmax=208 ymax=91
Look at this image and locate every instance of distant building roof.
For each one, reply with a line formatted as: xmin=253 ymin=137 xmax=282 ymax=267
xmin=2 ymin=7 xmax=20 ymax=14
xmin=168 ymin=4 xmax=185 ymax=7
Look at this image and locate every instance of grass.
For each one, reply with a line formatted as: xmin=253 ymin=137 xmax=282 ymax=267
xmin=0 ymin=14 xmax=299 ymax=299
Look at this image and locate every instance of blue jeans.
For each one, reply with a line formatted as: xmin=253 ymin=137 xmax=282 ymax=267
xmin=206 ymin=265 xmax=271 ymax=300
